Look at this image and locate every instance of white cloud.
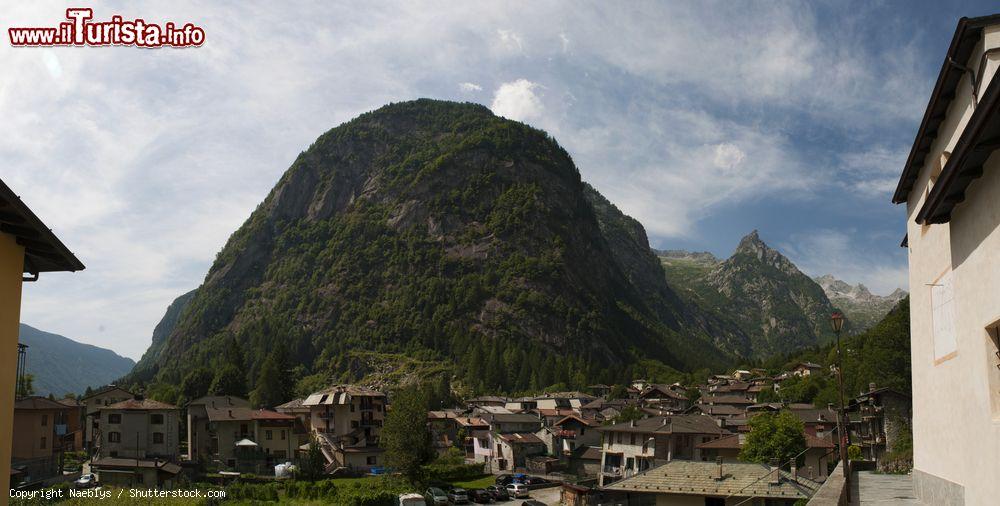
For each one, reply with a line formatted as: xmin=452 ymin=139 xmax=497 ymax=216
xmin=491 ymin=79 xmax=543 ymax=122
xmin=496 ymin=29 xmax=524 ymax=53
xmin=712 ymin=143 xmax=746 ymax=170
xmin=779 ymin=229 xmax=909 ymax=295
xmin=2 ymin=1 xmax=923 ymax=358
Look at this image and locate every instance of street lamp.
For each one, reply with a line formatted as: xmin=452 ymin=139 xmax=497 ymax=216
xmin=830 ymin=312 xmax=849 ymax=479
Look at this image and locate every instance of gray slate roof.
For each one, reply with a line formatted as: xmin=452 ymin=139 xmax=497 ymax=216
xmin=604 ymin=459 xmax=821 ymax=500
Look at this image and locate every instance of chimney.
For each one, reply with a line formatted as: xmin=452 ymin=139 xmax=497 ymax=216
xmin=768 ymin=459 xmax=781 ymax=485
xmin=869 ymin=382 xmax=877 ymax=392
xmin=630 ymin=419 xmax=636 ymax=427
xmin=791 ymin=462 xmax=798 ymax=482
xmin=714 ymin=456 xmax=724 ymax=480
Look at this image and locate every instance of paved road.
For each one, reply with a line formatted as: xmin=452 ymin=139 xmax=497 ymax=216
xmin=525 ymin=485 xmax=561 ymax=505
xmin=850 ymin=471 xmax=919 ymax=505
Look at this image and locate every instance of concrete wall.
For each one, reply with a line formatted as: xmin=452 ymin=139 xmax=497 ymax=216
xmin=905 ymin=24 xmax=1000 ymax=506
xmin=0 ymin=233 xmax=25 ymax=504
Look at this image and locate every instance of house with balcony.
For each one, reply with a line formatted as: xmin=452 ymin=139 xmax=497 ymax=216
xmin=552 ymin=414 xmax=601 ymax=454
xmin=186 ymin=396 xmax=251 ymax=461
xmin=892 ymin=13 xmax=1000 ymax=504
xmin=596 ymin=414 xmax=730 ymax=486
xmin=302 ymin=384 xmax=386 ymax=472
xmin=846 ymin=385 xmax=911 ymax=468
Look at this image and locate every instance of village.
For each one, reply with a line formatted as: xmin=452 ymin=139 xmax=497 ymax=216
xmin=8 ymin=359 xmax=911 ymax=505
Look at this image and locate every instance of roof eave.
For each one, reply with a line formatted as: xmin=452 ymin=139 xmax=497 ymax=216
xmin=893 ymin=14 xmax=1000 ymax=204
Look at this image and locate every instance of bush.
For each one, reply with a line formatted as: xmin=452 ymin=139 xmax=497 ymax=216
xmin=224 ymin=481 xmax=280 ymax=501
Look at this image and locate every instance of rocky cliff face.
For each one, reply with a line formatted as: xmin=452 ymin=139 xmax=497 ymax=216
xmin=815 ymin=274 xmax=907 ymax=332
xmin=658 ymin=230 xmax=839 ymax=358
xmin=132 ymin=100 xmax=734 ymax=391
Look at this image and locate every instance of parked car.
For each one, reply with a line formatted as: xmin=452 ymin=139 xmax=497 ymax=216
xmin=521 ymin=501 xmax=546 ymax=506
xmin=468 ymin=489 xmax=494 ymax=503
xmin=506 ymin=483 xmax=529 ymax=499
xmin=495 ymin=474 xmax=514 ymax=486
xmin=525 ymin=476 xmax=549 ymax=485
xmin=485 ymin=485 xmax=509 ymax=501
xmin=448 ymin=487 xmax=470 ymax=504
xmin=425 ymin=487 xmax=449 ymax=505
xmin=74 ymin=474 xmax=97 ymax=489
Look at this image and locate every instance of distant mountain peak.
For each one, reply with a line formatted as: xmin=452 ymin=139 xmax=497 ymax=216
xmin=815 ymin=274 xmax=908 ymax=331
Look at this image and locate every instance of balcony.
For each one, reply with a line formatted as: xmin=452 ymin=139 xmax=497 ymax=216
xmin=602 ymin=465 xmax=622 ymax=476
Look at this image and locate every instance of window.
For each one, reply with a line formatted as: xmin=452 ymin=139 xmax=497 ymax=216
xmin=366 ymin=456 xmax=377 ymax=465
xmin=266 ymin=430 xmax=273 ymax=440
xmin=153 ymin=432 xmax=164 ymax=444
xmin=630 ymin=434 xmax=636 ymax=445
xmin=151 ymin=414 xmax=164 ymax=425
xmin=41 ymin=414 xmax=48 ymax=426
xmin=108 ymin=414 xmax=122 ymax=424
xmin=616 ymin=432 xmax=622 ymax=444
xmin=281 ymin=430 xmax=286 ymax=440
xmin=350 ymin=404 xmax=355 ymax=413
xmin=932 ymin=270 xmax=958 ymax=362
xmin=108 ymin=432 xmax=121 ymax=443
xmin=40 ymin=437 xmax=46 ymax=449
xmin=988 ymin=321 xmax=1000 ymax=417
xmin=240 ymin=423 xmax=248 ymax=436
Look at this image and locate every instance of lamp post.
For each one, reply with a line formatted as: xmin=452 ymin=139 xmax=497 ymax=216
xmin=830 ymin=312 xmax=849 ymax=478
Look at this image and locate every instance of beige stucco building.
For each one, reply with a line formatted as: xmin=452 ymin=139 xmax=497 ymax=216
xmin=81 ymin=385 xmax=134 ymax=451
xmin=187 ymin=396 xmax=297 ymax=472
xmin=303 ymin=384 xmax=387 ymax=472
xmin=97 ymin=397 xmax=180 ymax=460
xmin=0 ymin=179 xmax=83 ymax=502
xmin=893 ymin=13 xmax=1000 ymax=506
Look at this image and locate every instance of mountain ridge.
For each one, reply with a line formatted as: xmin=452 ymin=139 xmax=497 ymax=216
xmin=18 ymin=323 xmax=135 ymax=397
xmin=131 ymin=99 xmax=737 ymax=396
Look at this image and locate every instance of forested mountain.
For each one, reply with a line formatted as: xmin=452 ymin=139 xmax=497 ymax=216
xmin=131 ymin=99 xmax=740 ymax=399
xmin=18 ymin=324 xmax=135 ymax=397
xmin=759 ymin=296 xmax=911 ymax=407
xmin=658 ymin=231 xmax=840 ymax=358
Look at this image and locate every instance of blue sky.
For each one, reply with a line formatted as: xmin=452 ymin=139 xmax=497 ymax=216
xmin=4 ymin=1 xmax=997 ymax=359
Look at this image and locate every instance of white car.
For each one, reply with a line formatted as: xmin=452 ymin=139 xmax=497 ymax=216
xmin=74 ymin=473 xmax=97 ymax=488
xmin=506 ymin=482 xmax=529 ymax=498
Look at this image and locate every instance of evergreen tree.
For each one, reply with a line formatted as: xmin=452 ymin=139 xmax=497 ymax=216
xmin=250 ymin=347 xmax=290 ymax=408
xmin=209 ymin=364 xmax=246 ymax=397
xmin=382 ymin=385 xmax=433 ymax=483
xmin=181 ymin=367 xmax=214 ymax=400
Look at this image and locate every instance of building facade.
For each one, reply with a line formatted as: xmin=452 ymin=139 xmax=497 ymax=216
xmin=0 ymin=179 xmax=84 ymax=497
xmin=97 ymin=398 xmax=180 ymax=460
xmin=893 ymin=14 xmax=1000 ymax=505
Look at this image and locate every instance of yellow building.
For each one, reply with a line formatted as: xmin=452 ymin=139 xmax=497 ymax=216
xmin=1 ymin=179 xmax=83 ymax=500
xmin=893 ymin=13 xmax=1000 ymax=505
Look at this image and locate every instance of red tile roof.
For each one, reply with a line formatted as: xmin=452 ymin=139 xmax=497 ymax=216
xmin=105 ymin=398 xmax=178 ymax=410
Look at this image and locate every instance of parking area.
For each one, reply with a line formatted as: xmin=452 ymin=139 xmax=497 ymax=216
xmin=525 ymin=485 xmax=561 ymax=505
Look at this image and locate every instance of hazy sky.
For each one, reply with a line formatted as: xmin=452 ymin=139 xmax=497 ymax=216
xmin=5 ymin=1 xmax=995 ymax=359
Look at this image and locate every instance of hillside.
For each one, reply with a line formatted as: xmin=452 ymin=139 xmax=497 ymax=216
xmin=658 ymin=231 xmax=839 ymax=358
xmin=18 ymin=324 xmax=135 ymax=397
xmin=815 ymin=275 xmax=907 ymax=331
xmin=131 ymin=99 xmax=737 ymax=397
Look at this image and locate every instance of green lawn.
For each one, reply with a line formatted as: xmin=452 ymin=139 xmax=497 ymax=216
xmin=450 ymin=475 xmax=495 ymax=489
